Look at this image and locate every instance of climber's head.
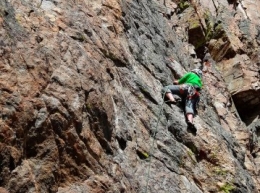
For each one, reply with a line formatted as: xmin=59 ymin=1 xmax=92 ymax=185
xmin=191 ymin=68 xmax=203 ymax=78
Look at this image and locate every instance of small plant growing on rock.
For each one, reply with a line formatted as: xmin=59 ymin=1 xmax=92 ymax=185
xmin=137 ymin=94 xmax=144 ymax=101
xmin=136 ymin=149 xmax=149 ymax=160
xmin=208 ymin=148 xmax=220 ymax=164
xmin=178 ymin=156 xmax=185 ymax=168
xmin=142 ymin=152 xmax=149 ymax=158
xmin=219 ymin=183 xmax=235 ymax=193
xmin=178 ymin=0 xmax=190 ymax=12
xmin=214 ymin=167 xmax=228 ymax=176
xmin=187 ymin=150 xmax=196 ymax=164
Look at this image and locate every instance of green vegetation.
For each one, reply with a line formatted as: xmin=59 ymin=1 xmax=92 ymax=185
xmin=208 ymin=147 xmax=220 ymax=164
xmin=186 ymin=142 xmax=198 ymax=155
xmin=219 ymin=183 xmax=235 ymax=193
xmin=214 ymin=23 xmax=226 ymax=39
xmin=204 ymin=9 xmax=226 ymax=40
xmin=187 ymin=16 xmax=206 ymax=49
xmin=137 ymin=93 xmax=144 ymax=101
xmin=189 ymin=18 xmax=200 ymax=30
xmin=204 ymin=11 xmax=214 ymax=41
xmin=78 ymin=33 xmax=87 ymax=42
xmin=187 ymin=149 xmax=196 ymax=164
xmin=142 ymin=152 xmax=149 ymax=158
xmin=214 ymin=167 xmax=228 ymax=176
xmin=178 ymin=1 xmax=190 ymax=12
xmin=187 ymin=149 xmax=193 ymax=157
xmin=136 ymin=149 xmax=149 ymax=160
xmin=85 ymin=103 xmax=92 ymax=111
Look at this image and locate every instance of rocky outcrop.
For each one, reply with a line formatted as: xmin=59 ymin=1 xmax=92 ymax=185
xmin=0 ymin=0 xmax=260 ymax=192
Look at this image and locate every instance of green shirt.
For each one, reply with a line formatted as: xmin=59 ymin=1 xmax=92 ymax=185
xmin=178 ymin=72 xmax=202 ymax=88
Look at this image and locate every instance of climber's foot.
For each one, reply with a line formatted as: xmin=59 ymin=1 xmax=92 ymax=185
xmin=165 ymin=100 xmax=177 ymax=105
xmin=187 ymin=121 xmax=197 ymax=135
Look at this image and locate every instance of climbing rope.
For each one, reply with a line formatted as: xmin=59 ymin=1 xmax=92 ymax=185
xmin=143 ymin=87 xmax=199 ymax=192
xmin=143 ymin=90 xmax=167 ymax=193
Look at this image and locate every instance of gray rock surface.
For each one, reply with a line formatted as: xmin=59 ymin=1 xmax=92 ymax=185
xmin=0 ymin=0 xmax=260 ymax=192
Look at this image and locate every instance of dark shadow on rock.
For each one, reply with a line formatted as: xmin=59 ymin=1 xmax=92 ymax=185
xmin=116 ymin=136 xmax=127 ymax=150
xmin=86 ymin=105 xmax=114 ymax=155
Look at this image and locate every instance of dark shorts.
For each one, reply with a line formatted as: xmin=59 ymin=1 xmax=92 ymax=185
xmin=162 ymin=85 xmax=199 ymax=115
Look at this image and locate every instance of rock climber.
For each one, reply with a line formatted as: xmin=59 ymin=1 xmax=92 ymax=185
xmin=162 ymin=68 xmax=203 ymax=132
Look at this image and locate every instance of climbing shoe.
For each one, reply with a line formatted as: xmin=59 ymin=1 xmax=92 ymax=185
xmin=187 ymin=121 xmax=197 ymax=134
xmin=165 ymin=100 xmax=177 ymax=105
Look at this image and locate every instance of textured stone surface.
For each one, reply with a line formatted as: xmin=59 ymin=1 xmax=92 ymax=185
xmin=0 ymin=0 xmax=260 ymax=192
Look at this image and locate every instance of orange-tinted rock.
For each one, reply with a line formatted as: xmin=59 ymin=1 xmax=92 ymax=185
xmin=0 ymin=0 xmax=260 ymax=192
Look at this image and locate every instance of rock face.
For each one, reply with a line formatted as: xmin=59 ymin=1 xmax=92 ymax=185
xmin=0 ymin=0 xmax=260 ymax=192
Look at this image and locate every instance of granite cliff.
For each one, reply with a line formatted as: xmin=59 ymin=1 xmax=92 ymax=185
xmin=0 ymin=0 xmax=260 ymax=192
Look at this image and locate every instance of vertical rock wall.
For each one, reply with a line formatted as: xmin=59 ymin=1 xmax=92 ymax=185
xmin=0 ymin=0 xmax=260 ymax=192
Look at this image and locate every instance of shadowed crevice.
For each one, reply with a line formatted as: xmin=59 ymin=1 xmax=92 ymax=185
xmin=232 ymin=90 xmax=260 ymax=125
